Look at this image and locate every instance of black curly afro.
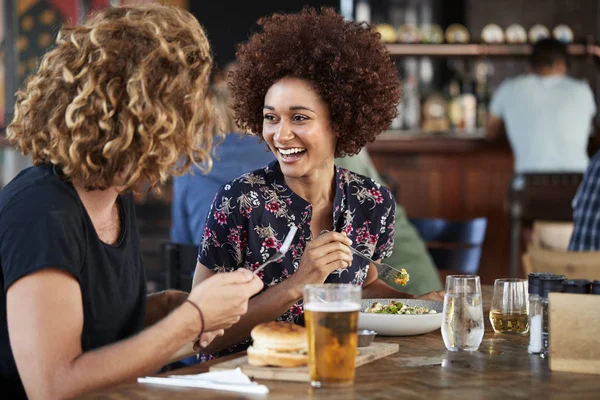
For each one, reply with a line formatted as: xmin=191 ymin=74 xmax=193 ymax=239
xmin=229 ymin=7 xmax=401 ymax=157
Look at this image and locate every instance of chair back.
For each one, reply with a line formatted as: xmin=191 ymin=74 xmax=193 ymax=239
xmin=531 ymin=221 xmax=574 ymax=251
xmin=409 ymin=217 xmax=488 ymax=274
xmin=161 ymin=243 xmax=199 ymax=292
xmin=514 ymin=173 xmax=582 ymax=223
xmin=523 ymin=248 xmax=600 ymax=280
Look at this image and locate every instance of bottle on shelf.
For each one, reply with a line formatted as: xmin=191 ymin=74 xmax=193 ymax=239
xmin=476 ymin=81 xmax=489 ymax=130
xmin=402 ymin=74 xmax=421 ymax=131
xmin=461 ymin=79 xmax=477 ymax=134
xmin=448 ymin=79 xmax=463 ymax=134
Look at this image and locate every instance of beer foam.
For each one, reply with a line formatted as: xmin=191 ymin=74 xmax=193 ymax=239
xmin=304 ymin=303 xmax=360 ymax=312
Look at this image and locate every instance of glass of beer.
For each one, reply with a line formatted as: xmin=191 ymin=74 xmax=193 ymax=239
xmin=303 ymin=284 xmax=361 ymax=388
xmin=489 ymin=278 xmax=529 ymax=334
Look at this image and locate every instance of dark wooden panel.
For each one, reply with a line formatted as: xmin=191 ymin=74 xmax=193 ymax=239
xmin=369 ymin=138 xmax=514 ymax=285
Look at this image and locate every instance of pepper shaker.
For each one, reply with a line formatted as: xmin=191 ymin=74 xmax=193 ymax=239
xmin=539 ymin=275 xmax=566 ymax=357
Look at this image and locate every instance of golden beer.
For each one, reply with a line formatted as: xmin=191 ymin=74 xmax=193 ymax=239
xmin=305 ymin=304 xmax=360 ymax=387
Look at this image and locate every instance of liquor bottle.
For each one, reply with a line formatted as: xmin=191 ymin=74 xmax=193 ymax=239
xmin=461 ymin=79 xmax=477 ymax=134
xmin=476 ymin=81 xmax=489 ymax=130
xmin=402 ymin=74 xmax=421 ymax=130
xmin=448 ymin=79 xmax=463 ymax=133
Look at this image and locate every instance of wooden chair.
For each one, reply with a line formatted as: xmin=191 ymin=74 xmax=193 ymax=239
xmin=523 ymin=249 xmax=600 ymax=280
xmin=507 ymin=173 xmax=583 ymax=278
xmin=409 ymin=217 xmax=488 ymax=275
xmin=531 ymin=221 xmax=574 ymax=251
xmin=160 ymin=242 xmax=199 ymax=292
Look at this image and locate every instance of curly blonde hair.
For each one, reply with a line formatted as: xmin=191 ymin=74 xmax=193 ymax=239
xmin=7 ymin=4 xmax=217 ymax=191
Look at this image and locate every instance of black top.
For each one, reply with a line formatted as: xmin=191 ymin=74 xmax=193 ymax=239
xmin=0 ymin=165 xmax=146 ymax=398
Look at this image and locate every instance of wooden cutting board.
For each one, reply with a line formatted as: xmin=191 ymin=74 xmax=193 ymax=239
xmin=209 ymin=342 xmax=399 ymax=382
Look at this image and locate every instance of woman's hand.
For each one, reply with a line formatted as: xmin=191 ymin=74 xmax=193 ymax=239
xmin=187 ymin=269 xmax=264 ymax=332
xmin=417 ymin=290 xmax=445 ymax=302
xmin=289 ymin=231 xmax=353 ymax=286
xmin=193 ymin=329 xmax=225 ymax=350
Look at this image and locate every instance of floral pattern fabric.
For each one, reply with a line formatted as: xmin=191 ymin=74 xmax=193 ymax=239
xmin=198 ymin=161 xmax=395 ymax=360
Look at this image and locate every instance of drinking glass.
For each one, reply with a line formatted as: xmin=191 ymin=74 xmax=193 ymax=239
xmin=303 ymin=284 xmax=361 ymax=388
xmin=441 ymin=275 xmax=484 ymax=352
xmin=489 ymin=278 xmax=529 ymax=334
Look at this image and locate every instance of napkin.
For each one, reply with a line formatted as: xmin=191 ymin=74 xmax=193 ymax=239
xmin=138 ymin=367 xmax=269 ymax=395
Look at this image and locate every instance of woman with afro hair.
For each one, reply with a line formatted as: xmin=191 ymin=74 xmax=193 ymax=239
xmin=192 ymin=7 xmax=443 ymax=360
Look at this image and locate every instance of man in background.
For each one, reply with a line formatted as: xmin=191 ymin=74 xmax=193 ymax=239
xmin=487 ymin=38 xmax=596 ymax=181
xmin=568 ymin=151 xmax=600 ymax=251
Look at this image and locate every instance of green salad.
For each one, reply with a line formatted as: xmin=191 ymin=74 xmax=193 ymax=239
xmin=365 ymin=301 xmax=437 ymax=315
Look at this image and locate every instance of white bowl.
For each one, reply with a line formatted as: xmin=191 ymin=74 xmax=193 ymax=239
xmin=358 ymin=298 xmax=443 ymax=336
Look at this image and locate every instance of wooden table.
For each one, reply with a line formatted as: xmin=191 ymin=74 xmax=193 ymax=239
xmin=78 ymin=287 xmax=599 ymax=399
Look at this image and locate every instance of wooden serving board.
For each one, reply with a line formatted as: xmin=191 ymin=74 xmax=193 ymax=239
xmin=209 ymin=342 xmax=399 ymax=382
xmin=549 ymin=293 xmax=600 ymax=375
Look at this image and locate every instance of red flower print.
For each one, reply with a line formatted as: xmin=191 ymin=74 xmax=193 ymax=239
xmin=286 ymin=198 xmax=292 ymax=205
xmin=369 ymin=188 xmax=384 ymax=204
xmin=263 ymin=237 xmax=278 ymax=249
xmin=290 ymin=304 xmax=303 ymax=316
xmin=249 ymin=262 xmax=260 ymax=271
xmin=203 ymin=226 xmax=212 ymax=239
xmin=265 ymin=201 xmax=280 ymax=213
xmin=342 ymin=225 xmax=354 ymax=235
xmin=249 ymin=262 xmax=264 ymax=279
xmin=369 ymin=234 xmax=378 ymax=245
xmin=228 ymin=229 xmax=241 ymax=245
xmin=215 ymin=211 xmax=227 ymax=225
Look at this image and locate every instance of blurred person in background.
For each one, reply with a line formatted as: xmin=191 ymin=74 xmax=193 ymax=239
xmin=487 ymin=38 xmax=596 ymax=187
xmin=568 ymin=150 xmax=600 ymax=251
xmin=0 ymin=5 xmax=262 ymax=398
xmin=171 ymin=63 xmax=275 ymax=246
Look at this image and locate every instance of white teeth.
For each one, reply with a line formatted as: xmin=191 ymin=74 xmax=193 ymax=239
xmin=279 ymin=148 xmax=306 ymax=155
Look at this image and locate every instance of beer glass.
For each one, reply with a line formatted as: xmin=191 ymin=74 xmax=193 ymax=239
xmin=489 ymin=278 xmax=529 ymax=334
xmin=441 ymin=275 xmax=484 ymax=352
xmin=303 ymin=284 xmax=361 ymax=388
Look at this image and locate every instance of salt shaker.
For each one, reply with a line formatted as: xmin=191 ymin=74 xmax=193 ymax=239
xmin=527 ymin=273 xmax=546 ymax=354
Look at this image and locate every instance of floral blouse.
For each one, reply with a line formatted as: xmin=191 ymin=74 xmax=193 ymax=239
xmin=198 ymin=161 xmax=395 ymax=360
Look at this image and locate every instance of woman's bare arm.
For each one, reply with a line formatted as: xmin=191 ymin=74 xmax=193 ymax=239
xmin=7 ymin=268 xmax=262 ymax=399
xmin=192 ymin=262 xmax=302 ymax=353
xmin=193 ymin=231 xmax=354 ymax=353
xmin=144 ymin=290 xmax=188 ymax=327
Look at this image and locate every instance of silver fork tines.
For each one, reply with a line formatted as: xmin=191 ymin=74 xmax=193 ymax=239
xmin=252 ymin=225 xmax=298 ymax=275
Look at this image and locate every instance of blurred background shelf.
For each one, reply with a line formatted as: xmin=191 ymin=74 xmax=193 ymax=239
xmin=385 ymin=43 xmax=592 ymax=57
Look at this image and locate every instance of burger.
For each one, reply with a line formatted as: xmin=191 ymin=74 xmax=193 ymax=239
xmin=247 ymin=322 xmax=308 ymax=368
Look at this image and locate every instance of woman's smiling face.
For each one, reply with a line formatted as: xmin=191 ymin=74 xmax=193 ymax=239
xmin=262 ymin=77 xmax=337 ymax=180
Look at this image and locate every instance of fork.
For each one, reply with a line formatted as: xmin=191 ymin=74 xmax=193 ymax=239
xmin=252 ymin=225 xmax=298 ymax=275
xmin=320 ymin=230 xmax=404 ymax=282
